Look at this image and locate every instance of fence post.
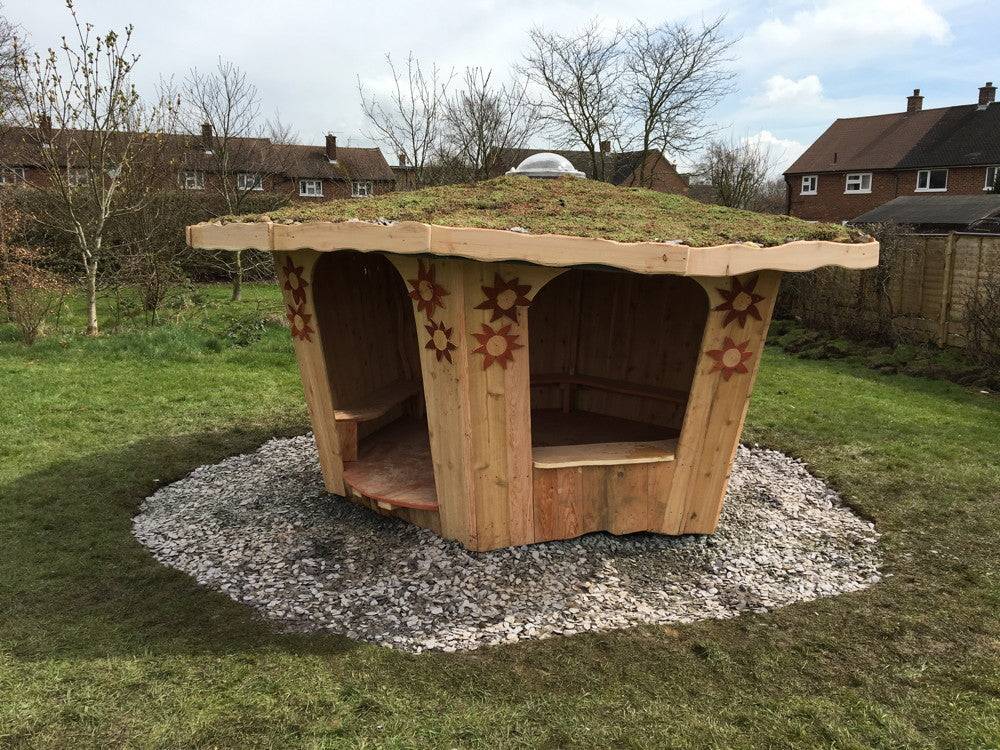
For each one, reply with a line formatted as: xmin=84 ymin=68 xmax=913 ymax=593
xmin=937 ymin=232 xmax=957 ymax=347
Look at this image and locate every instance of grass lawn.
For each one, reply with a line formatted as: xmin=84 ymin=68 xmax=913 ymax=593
xmin=1 ymin=283 xmax=998 ymax=749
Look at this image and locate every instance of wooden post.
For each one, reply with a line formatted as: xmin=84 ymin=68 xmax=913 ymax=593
xmin=937 ymin=231 xmax=957 ymax=347
xmin=657 ymin=271 xmax=782 ymax=535
xmin=390 ymin=256 xmax=562 ymax=550
xmin=274 ymin=251 xmax=346 ymax=495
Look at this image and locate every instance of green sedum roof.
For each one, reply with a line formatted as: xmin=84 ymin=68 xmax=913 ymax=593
xmin=247 ymin=176 xmax=864 ymax=248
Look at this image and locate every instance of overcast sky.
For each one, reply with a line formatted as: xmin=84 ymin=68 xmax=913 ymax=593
xmin=9 ymin=0 xmax=1000 ymax=172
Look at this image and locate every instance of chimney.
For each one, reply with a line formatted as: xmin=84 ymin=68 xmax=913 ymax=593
xmin=979 ymin=81 xmax=996 ymax=106
xmin=599 ymin=139 xmax=611 ymax=153
xmin=906 ymin=88 xmax=923 ymax=113
xmin=38 ymin=113 xmax=53 ymax=141
xmin=325 ymin=133 xmax=337 ymax=162
xmin=398 ymin=152 xmax=407 ymax=166
xmin=200 ymin=122 xmax=213 ymax=151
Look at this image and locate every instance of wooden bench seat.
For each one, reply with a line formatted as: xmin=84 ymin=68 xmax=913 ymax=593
xmin=531 ymin=373 xmax=688 ymax=406
xmin=334 ymin=379 xmax=420 ymax=422
xmin=532 ymin=438 xmax=677 ymax=469
xmin=342 ymin=417 xmax=438 ymax=511
xmin=334 ymin=379 xmax=420 ymax=462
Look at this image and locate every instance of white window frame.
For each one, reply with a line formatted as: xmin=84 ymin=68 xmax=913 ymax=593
xmin=351 ymin=180 xmax=373 ymax=198
xmin=985 ymin=166 xmax=999 ymax=191
xmin=844 ymin=172 xmax=872 ymax=194
xmin=915 ymin=168 xmax=948 ymax=192
xmin=236 ymin=172 xmax=264 ymax=191
xmin=0 ymin=167 xmax=25 ymax=185
xmin=800 ymin=175 xmax=818 ymax=195
xmin=66 ymin=167 xmax=89 ymax=188
xmin=178 ymin=170 xmax=205 ymax=190
xmin=298 ymin=179 xmax=323 ymax=197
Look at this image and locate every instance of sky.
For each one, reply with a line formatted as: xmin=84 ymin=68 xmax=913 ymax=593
xmin=9 ymin=0 xmax=1000 ymax=173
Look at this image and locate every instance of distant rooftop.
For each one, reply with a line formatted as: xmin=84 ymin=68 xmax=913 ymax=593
xmin=786 ymin=82 xmax=1000 ymax=174
xmin=850 ymin=194 xmax=1000 ymax=230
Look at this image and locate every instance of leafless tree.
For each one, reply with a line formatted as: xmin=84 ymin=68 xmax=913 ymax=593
xmin=358 ymin=54 xmax=451 ymax=187
xmin=0 ymin=6 xmax=20 ymax=118
xmin=620 ymin=18 xmax=733 ymax=185
xmin=522 ymin=20 xmax=623 ymax=181
xmin=8 ymin=1 xmax=177 ymax=335
xmin=522 ymin=17 xmax=734 ymax=185
xmin=695 ymin=137 xmax=776 ymax=210
xmin=176 ymin=59 xmax=295 ymax=300
xmin=754 ymin=177 xmax=788 ymax=214
xmin=442 ymin=67 xmax=538 ymax=181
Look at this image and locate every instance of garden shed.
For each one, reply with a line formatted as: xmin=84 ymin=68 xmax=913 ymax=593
xmin=188 ymin=159 xmax=878 ymax=552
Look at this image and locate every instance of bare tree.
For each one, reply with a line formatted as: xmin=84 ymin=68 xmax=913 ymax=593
xmin=523 ymin=17 xmax=734 ymax=185
xmin=358 ymin=54 xmax=451 ymax=187
xmin=621 ymin=18 xmax=733 ymax=186
xmin=695 ymin=137 xmax=776 ymax=210
xmin=754 ymin=177 xmax=788 ymax=215
xmin=442 ymin=67 xmax=538 ymax=181
xmin=8 ymin=1 xmax=176 ymax=335
xmin=177 ymin=59 xmax=294 ymax=300
xmin=522 ymin=20 xmax=623 ymax=181
xmin=0 ymin=6 xmax=20 ymax=117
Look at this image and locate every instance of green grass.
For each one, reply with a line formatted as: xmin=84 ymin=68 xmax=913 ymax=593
xmin=233 ymin=176 xmax=863 ymax=247
xmin=2 ymin=284 xmax=999 ymax=749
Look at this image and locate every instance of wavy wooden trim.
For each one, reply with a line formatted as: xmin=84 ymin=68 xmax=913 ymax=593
xmin=187 ymin=219 xmax=879 ymax=275
xmin=684 ymin=240 xmax=879 ymax=275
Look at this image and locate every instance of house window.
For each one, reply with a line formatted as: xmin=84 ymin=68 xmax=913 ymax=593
xmin=351 ymin=180 xmax=373 ymax=198
xmin=916 ymin=168 xmax=948 ymax=192
xmin=845 ymin=173 xmax=872 ymax=194
xmin=66 ymin=167 xmax=89 ymax=188
xmin=299 ymin=179 xmax=323 ymax=197
xmin=0 ymin=167 xmax=25 ymax=185
xmin=178 ymin=170 xmax=205 ymax=190
xmin=985 ymin=166 xmax=999 ymax=191
xmin=237 ymin=172 xmax=263 ymax=191
xmin=800 ymin=175 xmax=818 ymax=195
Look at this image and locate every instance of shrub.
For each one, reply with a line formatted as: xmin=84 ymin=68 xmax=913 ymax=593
xmin=0 ymin=247 xmax=69 ymax=344
xmin=964 ymin=265 xmax=1000 ymax=368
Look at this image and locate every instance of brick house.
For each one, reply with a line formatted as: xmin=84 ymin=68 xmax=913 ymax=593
xmin=0 ymin=122 xmax=396 ymax=201
xmin=785 ymin=82 xmax=1000 ymax=223
xmin=490 ymin=143 xmax=689 ymax=194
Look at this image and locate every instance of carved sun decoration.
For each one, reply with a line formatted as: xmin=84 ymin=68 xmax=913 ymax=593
xmin=472 ymin=323 xmax=523 ymax=370
xmin=279 ymin=256 xmax=314 ymax=342
xmin=286 ymin=303 xmax=315 ymax=342
xmin=280 ymin=256 xmax=309 ymax=305
xmin=704 ymin=275 xmax=768 ymax=379
xmin=475 ymin=273 xmax=532 ymax=323
xmin=407 ymin=260 xmax=449 ymax=320
xmin=425 ymin=320 xmax=457 ymax=363
xmin=706 ymin=337 xmax=753 ymax=381
xmin=713 ymin=274 xmax=765 ymax=328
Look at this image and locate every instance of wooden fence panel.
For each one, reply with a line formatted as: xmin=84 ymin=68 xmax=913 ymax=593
xmin=780 ymin=232 xmax=999 ymax=350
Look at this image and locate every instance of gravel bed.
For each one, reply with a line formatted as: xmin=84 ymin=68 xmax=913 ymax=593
xmin=134 ymin=435 xmax=881 ymax=653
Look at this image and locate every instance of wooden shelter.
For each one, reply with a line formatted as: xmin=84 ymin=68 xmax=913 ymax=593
xmin=188 ymin=170 xmax=878 ymax=552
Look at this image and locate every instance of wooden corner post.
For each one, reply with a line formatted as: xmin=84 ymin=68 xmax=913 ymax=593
xmin=661 ymin=270 xmax=782 ymax=534
xmin=390 ymin=256 xmax=562 ymax=551
xmin=274 ymin=251 xmax=346 ymax=495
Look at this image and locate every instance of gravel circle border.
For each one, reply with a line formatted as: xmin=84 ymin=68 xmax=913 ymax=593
xmin=134 ymin=435 xmax=881 ymax=653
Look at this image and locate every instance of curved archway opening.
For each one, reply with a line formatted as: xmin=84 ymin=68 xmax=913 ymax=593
xmin=528 ymin=268 xmax=709 ymax=449
xmin=311 ymin=251 xmax=435 ymax=511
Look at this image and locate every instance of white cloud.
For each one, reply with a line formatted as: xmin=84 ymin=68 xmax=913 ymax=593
xmin=758 ymin=75 xmax=824 ymax=106
xmin=742 ymin=130 xmax=807 ymax=175
xmin=747 ymin=0 xmax=951 ymax=67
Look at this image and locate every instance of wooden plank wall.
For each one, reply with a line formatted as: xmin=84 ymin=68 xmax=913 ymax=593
xmin=528 ymin=269 xmax=709 ymax=430
xmin=312 ymin=252 xmax=422 ymax=407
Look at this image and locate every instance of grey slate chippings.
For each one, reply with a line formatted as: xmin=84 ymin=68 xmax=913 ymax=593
xmin=133 ymin=435 xmax=881 ymax=653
